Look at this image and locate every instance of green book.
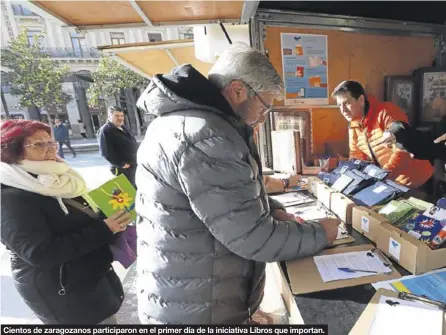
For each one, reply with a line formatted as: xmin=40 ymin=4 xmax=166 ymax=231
xmin=85 ymin=174 xmax=137 ymax=221
xmin=405 ymin=197 xmax=434 ymax=211
xmin=378 ymin=200 xmax=416 ymax=226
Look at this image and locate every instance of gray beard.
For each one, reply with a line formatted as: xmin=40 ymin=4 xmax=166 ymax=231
xmin=234 ymin=99 xmax=256 ymax=126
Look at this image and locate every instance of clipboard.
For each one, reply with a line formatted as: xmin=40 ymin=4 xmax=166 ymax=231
xmin=350 ymin=289 xmax=446 ymax=335
xmin=331 ymin=233 xmax=355 ymax=246
xmin=286 ymin=244 xmax=401 ymax=295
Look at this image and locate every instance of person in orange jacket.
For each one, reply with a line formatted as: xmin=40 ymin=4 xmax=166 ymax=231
xmin=332 ymin=80 xmax=433 ymax=188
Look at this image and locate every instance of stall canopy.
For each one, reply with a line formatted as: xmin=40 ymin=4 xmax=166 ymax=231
xmin=30 ymin=0 xmax=259 ymax=28
xmin=258 ymin=1 xmax=446 ymax=25
xmin=97 ymin=39 xmax=213 ymax=79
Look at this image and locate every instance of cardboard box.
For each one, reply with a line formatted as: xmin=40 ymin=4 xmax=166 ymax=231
xmin=316 ymin=183 xmax=336 ymax=209
xmin=330 ymin=192 xmax=356 ymax=225
xmin=352 ymin=206 xmax=389 ymax=242
xmin=307 ymin=176 xmax=323 ymax=196
xmin=376 ymin=222 xmax=446 ymax=274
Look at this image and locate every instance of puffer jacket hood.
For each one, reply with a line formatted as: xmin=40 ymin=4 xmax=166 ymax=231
xmin=137 ymin=64 xmax=236 ymax=119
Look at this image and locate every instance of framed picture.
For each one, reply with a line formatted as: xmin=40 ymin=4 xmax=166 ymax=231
xmin=384 ymin=76 xmax=416 ymax=124
xmin=414 ymin=67 xmax=446 ymax=125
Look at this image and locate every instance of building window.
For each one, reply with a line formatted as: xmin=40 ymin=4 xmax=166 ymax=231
xmin=12 ymin=4 xmax=37 ymax=16
xmin=179 ymin=27 xmax=194 ymax=40
xmin=26 ymin=29 xmax=42 ymax=46
xmin=148 ymin=33 xmax=162 ymax=42
xmin=110 ymin=32 xmax=126 ymax=45
xmin=70 ymin=32 xmax=87 ymax=56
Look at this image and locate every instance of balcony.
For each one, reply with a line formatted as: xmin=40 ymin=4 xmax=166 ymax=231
xmin=42 ymin=47 xmax=101 ymax=59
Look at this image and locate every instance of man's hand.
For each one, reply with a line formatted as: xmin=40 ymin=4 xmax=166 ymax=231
xmin=318 ymin=218 xmax=341 ymax=245
xmin=122 ymin=163 xmax=131 ymax=169
xmin=434 ymin=133 xmax=446 ymax=145
xmin=272 ymin=209 xmax=297 ymax=222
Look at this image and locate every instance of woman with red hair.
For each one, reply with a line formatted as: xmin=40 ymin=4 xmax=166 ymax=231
xmin=0 ymin=120 xmax=132 ymax=324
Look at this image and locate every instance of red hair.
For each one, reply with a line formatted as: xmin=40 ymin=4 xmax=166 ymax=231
xmin=1 ymin=120 xmax=52 ymax=164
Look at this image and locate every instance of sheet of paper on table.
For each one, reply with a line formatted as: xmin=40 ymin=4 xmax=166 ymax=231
xmin=368 ymin=295 xmax=443 ymax=335
xmin=270 ymin=192 xmax=314 ymax=206
xmin=288 ymin=204 xmax=348 ymax=241
xmin=288 ymin=204 xmax=331 ymax=220
xmin=314 ymin=250 xmax=392 ymax=283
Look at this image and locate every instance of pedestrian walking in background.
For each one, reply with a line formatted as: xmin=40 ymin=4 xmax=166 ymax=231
xmin=54 ymin=118 xmax=77 ymax=158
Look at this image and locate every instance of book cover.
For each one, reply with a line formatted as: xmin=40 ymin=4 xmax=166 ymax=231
xmin=401 ymin=214 xmax=445 ymax=243
xmin=86 ymin=174 xmax=137 ymax=221
xmin=390 ymin=269 xmax=446 ymax=303
xmin=378 ymin=200 xmax=417 ymax=226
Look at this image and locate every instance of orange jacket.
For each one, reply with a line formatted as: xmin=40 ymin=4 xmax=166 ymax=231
xmin=349 ymin=95 xmax=433 ymax=188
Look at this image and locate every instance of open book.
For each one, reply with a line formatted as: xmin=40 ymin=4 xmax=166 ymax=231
xmin=85 ymin=174 xmax=137 ymax=222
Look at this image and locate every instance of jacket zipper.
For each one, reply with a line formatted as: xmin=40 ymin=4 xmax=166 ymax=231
xmin=361 ymin=124 xmax=381 ymax=168
xmin=58 ymin=263 xmax=67 ymax=296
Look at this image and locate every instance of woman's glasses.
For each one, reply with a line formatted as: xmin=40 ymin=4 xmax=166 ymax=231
xmin=23 ymin=141 xmax=59 ymax=151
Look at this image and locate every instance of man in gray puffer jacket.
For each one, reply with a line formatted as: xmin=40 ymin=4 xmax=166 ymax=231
xmin=135 ymin=43 xmax=340 ymax=324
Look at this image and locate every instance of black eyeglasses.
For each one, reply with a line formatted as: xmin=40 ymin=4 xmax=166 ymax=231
xmin=242 ymin=81 xmax=273 ymax=115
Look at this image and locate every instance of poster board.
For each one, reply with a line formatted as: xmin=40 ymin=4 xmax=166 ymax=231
xmin=280 ymin=33 xmax=329 ymax=105
xmin=265 ymin=26 xmax=436 ymax=107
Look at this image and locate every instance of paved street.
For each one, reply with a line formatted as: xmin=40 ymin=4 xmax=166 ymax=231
xmin=0 ymin=152 xmax=130 ymax=324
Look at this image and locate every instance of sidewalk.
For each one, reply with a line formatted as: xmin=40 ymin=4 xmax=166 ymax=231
xmin=64 ymin=136 xmax=144 ymax=153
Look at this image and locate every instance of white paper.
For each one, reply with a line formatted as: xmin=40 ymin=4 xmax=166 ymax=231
xmin=368 ymin=169 xmax=377 ymax=177
xmin=332 ymin=175 xmax=353 ymax=192
xmin=361 ymin=216 xmax=370 ymax=233
xmin=388 ymin=238 xmax=401 ymax=261
xmin=373 ymin=185 xmax=387 ymax=194
xmin=369 ymin=295 xmax=443 ymax=335
xmin=340 ymin=166 xmax=349 ymax=174
xmin=313 ymin=250 xmax=392 ymax=283
xmin=372 ymin=268 xmax=446 ymax=291
xmin=290 ymin=205 xmax=330 ymax=221
xmin=407 ymin=230 xmax=422 ymax=239
xmin=270 ymin=192 xmax=314 ymax=206
xmin=379 ymin=203 xmax=397 ymax=216
xmin=289 ymin=205 xmax=348 ymax=240
xmin=336 ymin=227 xmax=349 ymax=240
xmin=423 ymin=206 xmax=446 ymax=221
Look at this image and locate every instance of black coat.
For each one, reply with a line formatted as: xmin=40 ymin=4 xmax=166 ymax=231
xmin=98 ymin=122 xmax=138 ymax=168
xmin=388 ymin=121 xmax=446 ymax=161
xmin=0 ymin=185 xmax=124 ymax=324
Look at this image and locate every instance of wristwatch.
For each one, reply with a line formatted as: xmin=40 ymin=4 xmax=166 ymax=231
xmin=281 ymin=178 xmax=290 ymax=189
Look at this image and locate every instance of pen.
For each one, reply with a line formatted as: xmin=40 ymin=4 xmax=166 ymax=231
xmin=398 ymin=292 xmax=446 ymax=311
xmin=338 ymin=267 xmax=378 ymax=274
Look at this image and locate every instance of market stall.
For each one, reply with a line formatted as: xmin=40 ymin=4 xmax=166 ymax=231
xmin=30 ymin=1 xmax=446 ymax=332
xmin=250 ymin=4 xmax=446 ymax=170
xmin=29 ymin=0 xmax=258 ymax=28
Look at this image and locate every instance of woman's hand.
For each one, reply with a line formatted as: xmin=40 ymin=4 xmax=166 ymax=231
xmin=104 ymin=210 xmax=133 ymax=234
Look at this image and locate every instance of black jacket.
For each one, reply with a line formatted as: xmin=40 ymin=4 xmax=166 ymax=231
xmin=0 ymin=185 xmax=124 ymax=324
xmin=98 ymin=122 xmax=138 ymax=168
xmin=388 ymin=121 xmax=446 ymax=161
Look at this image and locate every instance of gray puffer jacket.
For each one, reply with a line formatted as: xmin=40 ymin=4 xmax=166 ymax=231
xmin=135 ymin=65 xmax=328 ymax=324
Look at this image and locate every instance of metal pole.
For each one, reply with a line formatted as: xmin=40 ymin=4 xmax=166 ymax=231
xmin=1 ymin=88 xmax=10 ymax=119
